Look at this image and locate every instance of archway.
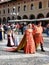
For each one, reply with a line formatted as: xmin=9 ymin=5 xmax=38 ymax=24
xmin=7 ymin=17 xmax=10 ymax=23
xmin=17 ymin=16 xmax=21 ymax=19
xmin=46 ymin=12 xmax=49 ymax=17
xmin=45 ymin=12 xmax=49 ymax=26
xmin=37 ymin=13 xmax=44 ymax=18
xmin=29 ymin=14 xmax=35 ymax=19
xmin=3 ymin=17 xmax=6 ymax=24
xmin=37 ymin=13 xmax=45 ymax=26
xmin=23 ymin=15 xmax=28 ymax=19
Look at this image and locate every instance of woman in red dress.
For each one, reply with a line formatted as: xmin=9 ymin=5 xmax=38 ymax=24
xmin=24 ymin=24 xmax=35 ymax=54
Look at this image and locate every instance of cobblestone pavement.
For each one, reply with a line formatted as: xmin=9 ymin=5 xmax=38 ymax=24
xmin=0 ymin=36 xmax=49 ymax=65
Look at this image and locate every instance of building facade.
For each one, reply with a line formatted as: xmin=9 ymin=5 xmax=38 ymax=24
xmin=0 ymin=0 xmax=49 ymax=25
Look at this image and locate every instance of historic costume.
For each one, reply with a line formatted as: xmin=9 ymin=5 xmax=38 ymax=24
xmin=33 ymin=22 xmax=45 ymax=52
xmin=24 ymin=29 xmax=35 ymax=54
xmin=7 ymin=28 xmax=15 ymax=47
xmin=14 ymin=28 xmax=20 ymax=46
xmin=15 ymin=35 xmax=20 ymax=46
xmin=34 ymin=26 xmax=43 ymax=44
xmin=5 ymin=24 xmax=36 ymax=54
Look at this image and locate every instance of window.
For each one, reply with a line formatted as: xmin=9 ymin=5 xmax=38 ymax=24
xmin=8 ymin=4 xmax=9 ymax=7
xmin=12 ymin=16 xmax=15 ymax=20
xmin=18 ymin=6 xmax=20 ymax=12
xmin=24 ymin=5 xmax=26 ymax=11
xmin=8 ymin=8 xmax=10 ymax=13
xmin=13 ymin=8 xmax=15 ymax=12
xmin=31 ymin=0 xmax=34 ymax=1
xmin=31 ymin=4 xmax=33 ymax=10
xmin=12 ymin=7 xmax=16 ymax=14
xmin=39 ymin=2 xmax=42 ymax=9
xmin=0 ymin=10 xmax=1 ymax=14
xmin=24 ymin=1 xmax=26 ymax=3
xmin=48 ymin=1 xmax=49 ymax=7
xmin=3 ymin=9 xmax=5 ymax=14
xmin=18 ymin=3 xmax=20 ymax=5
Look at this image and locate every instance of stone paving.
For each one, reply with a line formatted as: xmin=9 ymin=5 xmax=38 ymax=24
xmin=0 ymin=35 xmax=49 ymax=65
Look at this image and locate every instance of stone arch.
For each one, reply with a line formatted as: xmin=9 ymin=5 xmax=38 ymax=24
xmin=37 ymin=13 xmax=44 ymax=18
xmin=23 ymin=15 xmax=28 ymax=19
xmin=17 ymin=16 xmax=21 ymax=19
xmin=39 ymin=2 xmax=42 ymax=9
xmin=46 ymin=12 xmax=49 ymax=17
xmin=7 ymin=17 xmax=10 ymax=22
xmin=3 ymin=17 xmax=6 ymax=24
xmin=29 ymin=14 xmax=35 ymax=19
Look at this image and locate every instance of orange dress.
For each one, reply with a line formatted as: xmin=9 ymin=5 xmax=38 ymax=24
xmin=34 ymin=26 xmax=44 ymax=45
xmin=24 ymin=29 xmax=35 ymax=54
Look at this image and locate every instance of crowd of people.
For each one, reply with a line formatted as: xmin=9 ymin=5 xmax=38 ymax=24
xmin=0 ymin=22 xmax=49 ymax=54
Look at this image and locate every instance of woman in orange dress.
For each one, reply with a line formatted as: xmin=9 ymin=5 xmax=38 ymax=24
xmin=24 ymin=24 xmax=35 ymax=54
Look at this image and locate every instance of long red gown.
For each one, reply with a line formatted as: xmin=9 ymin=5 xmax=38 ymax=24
xmin=24 ymin=29 xmax=35 ymax=54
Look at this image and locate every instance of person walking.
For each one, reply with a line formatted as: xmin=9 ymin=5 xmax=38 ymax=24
xmin=33 ymin=22 xmax=45 ymax=52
